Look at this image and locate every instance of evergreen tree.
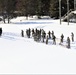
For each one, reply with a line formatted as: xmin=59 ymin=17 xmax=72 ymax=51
xmin=40 ymin=0 xmax=50 ymax=15
xmin=0 ymin=0 xmax=6 ymax=23
xmin=0 ymin=0 xmax=75 ymax=19
xmin=49 ymin=0 xmax=74 ymax=19
xmin=0 ymin=0 xmax=17 ymax=23
xmin=5 ymin=0 xmax=17 ymax=23
xmin=49 ymin=0 xmax=59 ymax=18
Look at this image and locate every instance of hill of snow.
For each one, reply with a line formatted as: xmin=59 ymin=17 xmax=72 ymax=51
xmin=0 ymin=17 xmax=76 ymax=74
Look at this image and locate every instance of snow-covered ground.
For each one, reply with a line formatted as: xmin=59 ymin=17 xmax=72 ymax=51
xmin=0 ymin=17 xmax=76 ymax=74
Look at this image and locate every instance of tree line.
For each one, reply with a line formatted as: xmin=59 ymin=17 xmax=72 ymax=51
xmin=0 ymin=0 xmax=74 ymax=23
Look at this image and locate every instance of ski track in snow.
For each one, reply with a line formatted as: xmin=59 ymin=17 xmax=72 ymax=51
xmin=2 ymin=32 xmax=20 ymax=41
xmin=1 ymin=32 xmax=35 ymax=43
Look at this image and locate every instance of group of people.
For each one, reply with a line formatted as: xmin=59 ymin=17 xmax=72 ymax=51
xmin=60 ymin=32 xmax=74 ymax=48
xmin=0 ymin=27 xmax=74 ymax=49
xmin=21 ymin=28 xmax=75 ymax=49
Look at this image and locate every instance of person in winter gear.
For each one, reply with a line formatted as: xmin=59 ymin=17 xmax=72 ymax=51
xmin=48 ymin=31 xmax=51 ymax=39
xmin=21 ymin=30 xmax=24 ymax=37
xmin=53 ymin=35 xmax=56 ymax=45
xmin=0 ymin=28 xmax=2 ymax=36
xmin=67 ymin=37 xmax=70 ymax=49
xmin=52 ymin=31 xmax=54 ymax=39
xmin=46 ymin=35 xmax=48 ymax=44
xmin=42 ymin=30 xmax=46 ymax=42
xmin=60 ymin=34 xmax=64 ymax=43
xmin=71 ymin=32 xmax=74 ymax=42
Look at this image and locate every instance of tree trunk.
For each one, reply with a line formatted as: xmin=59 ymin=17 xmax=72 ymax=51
xmin=7 ymin=14 xmax=10 ymax=23
xmin=3 ymin=15 xmax=6 ymax=24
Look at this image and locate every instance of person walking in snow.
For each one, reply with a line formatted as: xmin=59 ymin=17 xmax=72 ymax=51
xmin=66 ymin=37 xmax=70 ymax=49
xmin=52 ymin=31 xmax=54 ymax=39
xmin=71 ymin=32 xmax=74 ymax=42
xmin=48 ymin=31 xmax=51 ymax=39
xmin=32 ymin=29 xmax=35 ymax=37
xmin=60 ymin=34 xmax=64 ymax=43
xmin=28 ymin=28 xmax=31 ymax=38
xmin=53 ymin=35 xmax=56 ymax=45
xmin=42 ymin=30 xmax=46 ymax=42
xmin=21 ymin=30 xmax=24 ymax=37
xmin=0 ymin=28 xmax=2 ymax=36
xmin=46 ymin=35 xmax=48 ymax=44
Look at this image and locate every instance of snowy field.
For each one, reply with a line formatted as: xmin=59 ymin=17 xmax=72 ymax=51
xmin=0 ymin=17 xmax=76 ymax=74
